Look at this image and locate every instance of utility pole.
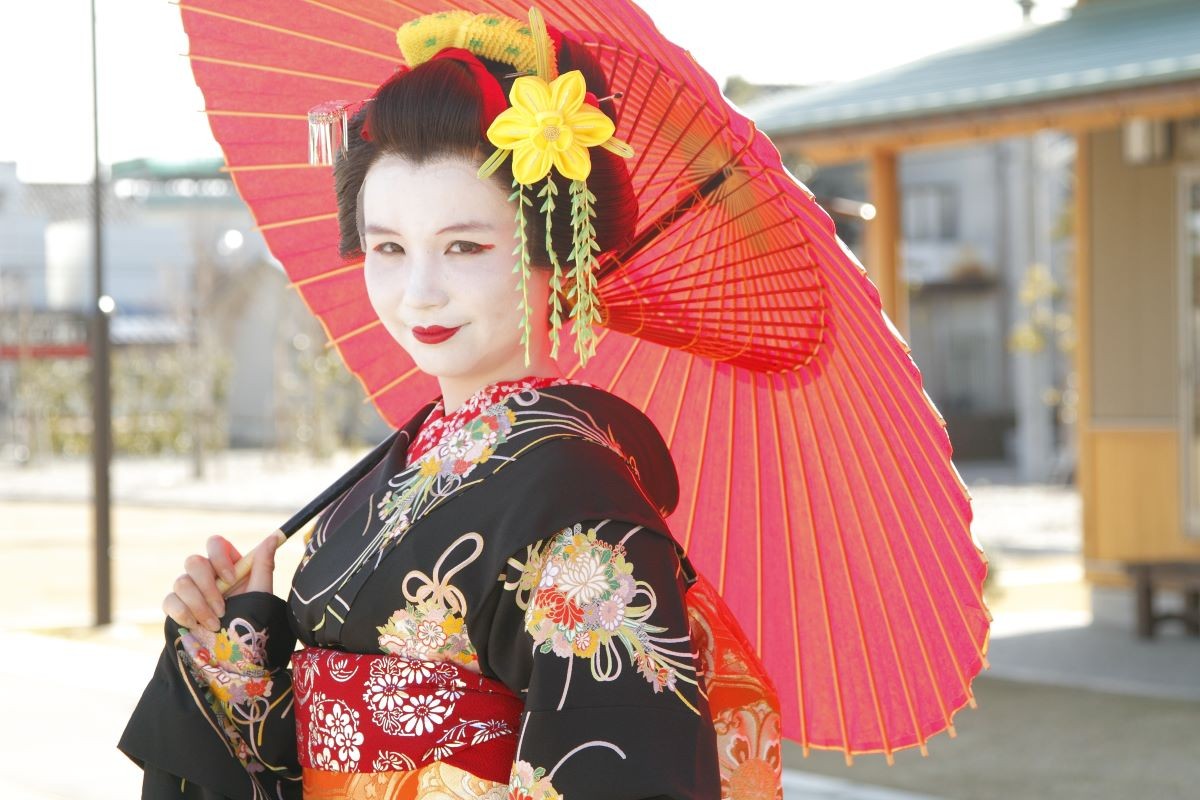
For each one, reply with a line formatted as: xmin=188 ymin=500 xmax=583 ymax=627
xmin=90 ymin=0 xmax=114 ymax=627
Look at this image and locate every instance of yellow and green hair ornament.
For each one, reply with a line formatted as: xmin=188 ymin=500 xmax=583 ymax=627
xmin=475 ymin=8 xmax=634 ymax=367
xmin=390 ymin=7 xmax=634 ymax=367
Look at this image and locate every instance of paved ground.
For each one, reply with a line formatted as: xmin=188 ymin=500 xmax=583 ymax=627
xmin=1 ymin=452 xmax=1197 ymax=799
xmin=784 ymin=675 xmax=1200 ymax=800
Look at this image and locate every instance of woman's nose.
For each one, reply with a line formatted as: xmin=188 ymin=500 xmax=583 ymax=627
xmin=401 ymin=254 xmax=448 ymax=309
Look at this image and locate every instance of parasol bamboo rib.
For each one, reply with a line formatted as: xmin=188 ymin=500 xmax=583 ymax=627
xmin=325 ymin=318 xmax=383 ymax=348
xmin=750 ymin=370 xmax=763 ymax=650
xmin=805 ymin=361 xmax=898 ymax=760
xmin=255 ymin=212 xmax=338 ymax=231
xmin=832 ymin=332 xmax=991 ymax=681
xmin=188 ymin=53 xmax=381 ymax=88
xmin=766 ymin=375 xmax=810 ymax=754
xmin=804 ymin=214 xmax=985 ymax=613
xmin=599 ymin=192 xmax=800 ymax=285
xmin=632 ymin=245 xmax=815 ymax=294
xmin=672 ymin=164 xmax=753 ymax=362
xmin=780 ymin=368 xmax=856 ymax=764
xmin=753 ymin=212 xmax=931 ymax=758
xmin=630 ymin=213 xmax=739 ymax=358
xmin=658 ymin=349 xmax=694 ymax=449
xmin=825 ymin=341 xmax=944 ymax=758
xmin=796 ymin=217 xmax=993 ymax=681
xmin=806 ymin=259 xmax=980 ymax=607
xmin=602 ymin=294 xmax=821 ymax=314
xmin=299 ymin=0 xmax=406 ymax=32
xmin=364 ymin=364 xmax=425 ymax=403
xmin=710 ymin=181 xmax=742 ymax=588
xmin=716 ymin=371 xmax=736 ymax=595
xmin=609 ymin=207 xmax=813 ymax=317
xmin=205 ymin=110 xmax=309 ymax=120
xmin=680 ymin=364 xmax=717 ymax=552
xmin=181 ymin=3 xmax=399 ymax=62
xmin=220 ymin=163 xmax=322 ymax=173
xmin=632 ymin=340 xmax=672 ymax=415
xmin=609 ymin=52 xmax=663 ymax=145
xmin=808 ymin=344 xmax=911 ymax=765
xmin=631 ymin=97 xmax=709 ymax=202
xmin=629 ymin=91 xmax=693 ymax=188
xmin=287 ymin=261 xmax=364 ymax=289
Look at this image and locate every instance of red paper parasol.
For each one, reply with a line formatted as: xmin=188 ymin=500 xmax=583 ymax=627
xmin=179 ymin=0 xmax=990 ymax=765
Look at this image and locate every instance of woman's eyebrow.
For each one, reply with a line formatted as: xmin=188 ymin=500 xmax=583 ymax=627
xmin=435 ymin=222 xmax=494 ymax=235
xmin=362 ymin=222 xmax=495 ymax=236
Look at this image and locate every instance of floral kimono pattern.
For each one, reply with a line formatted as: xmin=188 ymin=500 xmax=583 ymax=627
xmin=119 ymin=376 xmax=730 ymax=800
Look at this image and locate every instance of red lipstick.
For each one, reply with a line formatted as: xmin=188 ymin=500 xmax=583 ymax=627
xmin=411 ymin=325 xmax=462 ymax=344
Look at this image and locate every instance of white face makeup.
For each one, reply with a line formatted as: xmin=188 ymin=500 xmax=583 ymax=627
xmin=361 ymin=154 xmax=558 ymax=410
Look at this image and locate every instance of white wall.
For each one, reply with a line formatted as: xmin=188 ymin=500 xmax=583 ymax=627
xmin=44 ymin=219 xmax=190 ymax=312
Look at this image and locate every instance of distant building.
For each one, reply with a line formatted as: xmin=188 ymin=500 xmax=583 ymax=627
xmin=737 ymin=96 xmax=1075 ymax=474
xmin=0 ymin=158 xmax=392 ymax=455
xmin=740 ymin=0 xmax=1200 ymax=624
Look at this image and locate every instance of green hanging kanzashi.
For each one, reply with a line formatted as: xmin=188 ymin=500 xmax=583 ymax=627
xmin=510 ymin=179 xmax=535 ymax=366
xmin=538 ymin=174 xmax=566 ymax=360
xmin=568 ymin=178 xmax=601 ymax=364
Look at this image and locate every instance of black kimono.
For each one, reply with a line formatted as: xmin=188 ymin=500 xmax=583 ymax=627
xmin=119 ymin=377 xmax=722 ymax=799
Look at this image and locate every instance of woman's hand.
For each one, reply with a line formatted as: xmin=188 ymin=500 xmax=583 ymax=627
xmin=162 ymin=533 xmax=278 ymax=632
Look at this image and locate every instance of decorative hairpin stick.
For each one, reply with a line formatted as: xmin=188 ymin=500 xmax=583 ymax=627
xmin=307 ymin=100 xmax=353 ymax=166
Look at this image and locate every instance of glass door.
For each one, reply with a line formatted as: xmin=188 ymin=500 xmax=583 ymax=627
xmin=1180 ymin=166 xmax=1200 ymax=538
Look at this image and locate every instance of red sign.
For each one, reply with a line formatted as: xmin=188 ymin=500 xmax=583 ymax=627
xmin=0 ymin=311 xmax=90 ymax=360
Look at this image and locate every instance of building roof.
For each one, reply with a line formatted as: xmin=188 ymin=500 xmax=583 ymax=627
xmin=111 ymin=158 xmax=226 ymax=181
xmin=22 ymin=184 xmax=139 ymax=225
xmin=744 ymin=0 xmax=1200 ymax=137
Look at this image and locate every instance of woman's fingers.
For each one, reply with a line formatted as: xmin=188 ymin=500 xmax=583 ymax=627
xmin=184 ymin=552 xmax=227 ymax=621
xmin=165 ymin=571 xmax=221 ymax=631
xmin=164 ymin=532 xmax=280 ymax=629
xmin=206 ymin=535 xmax=241 ymax=586
xmin=245 ymin=533 xmax=278 ymax=595
xmin=162 ymin=587 xmax=200 ymax=630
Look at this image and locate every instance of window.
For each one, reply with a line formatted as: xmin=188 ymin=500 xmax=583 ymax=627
xmin=903 ymin=184 xmax=959 ymax=241
xmin=1179 ymin=167 xmax=1200 ymax=538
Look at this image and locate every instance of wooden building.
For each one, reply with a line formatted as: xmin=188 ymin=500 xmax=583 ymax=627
xmin=744 ymin=0 xmax=1200 ymax=615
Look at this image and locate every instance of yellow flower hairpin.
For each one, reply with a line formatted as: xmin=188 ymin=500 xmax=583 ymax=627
xmin=476 ymin=7 xmax=634 ymax=368
xmin=481 ymin=70 xmax=630 ymax=184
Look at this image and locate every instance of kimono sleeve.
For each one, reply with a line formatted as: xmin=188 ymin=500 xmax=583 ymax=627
xmin=491 ymin=519 xmax=721 ymax=800
xmin=118 ymin=591 xmax=303 ymax=800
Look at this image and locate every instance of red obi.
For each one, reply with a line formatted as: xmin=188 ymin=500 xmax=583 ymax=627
xmin=291 ymin=646 xmax=522 ymax=784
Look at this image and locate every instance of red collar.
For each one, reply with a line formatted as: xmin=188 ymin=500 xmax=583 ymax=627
xmin=407 ymin=375 xmax=578 ymax=466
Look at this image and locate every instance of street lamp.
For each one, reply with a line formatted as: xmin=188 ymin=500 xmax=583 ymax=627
xmin=90 ymin=0 xmax=113 ymax=627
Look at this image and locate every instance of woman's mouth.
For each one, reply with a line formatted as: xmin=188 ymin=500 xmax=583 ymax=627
xmin=411 ymin=325 xmax=462 ymax=344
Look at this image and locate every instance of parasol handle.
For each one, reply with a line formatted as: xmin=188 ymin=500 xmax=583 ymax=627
xmin=214 ymin=429 xmax=401 ymax=596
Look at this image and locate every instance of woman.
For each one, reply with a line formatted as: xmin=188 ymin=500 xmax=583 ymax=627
xmin=119 ymin=10 xmax=772 ymax=800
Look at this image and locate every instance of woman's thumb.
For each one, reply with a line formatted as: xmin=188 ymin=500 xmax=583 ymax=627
xmin=245 ymin=533 xmax=277 ymax=594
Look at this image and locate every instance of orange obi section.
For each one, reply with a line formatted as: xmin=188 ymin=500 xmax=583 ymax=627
xmin=301 ymin=761 xmax=506 ymax=799
xmin=686 ymin=574 xmax=784 ymax=795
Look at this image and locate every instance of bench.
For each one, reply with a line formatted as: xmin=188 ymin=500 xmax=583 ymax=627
xmin=1122 ymin=561 xmax=1200 ymax=639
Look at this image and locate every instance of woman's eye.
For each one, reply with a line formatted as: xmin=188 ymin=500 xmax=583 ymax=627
xmin=374 ymin=242 xmax=404 ymax=255
xmin=448 ymin=241 xmax=489 ymax=255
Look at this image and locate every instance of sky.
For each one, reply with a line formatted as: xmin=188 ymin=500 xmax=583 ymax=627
xmin=0 ymin=0 xmax=1075 ymax=184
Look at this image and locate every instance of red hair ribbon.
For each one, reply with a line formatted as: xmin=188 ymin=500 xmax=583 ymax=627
xmin=430 ymin=48 xmax=509 ymax=135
